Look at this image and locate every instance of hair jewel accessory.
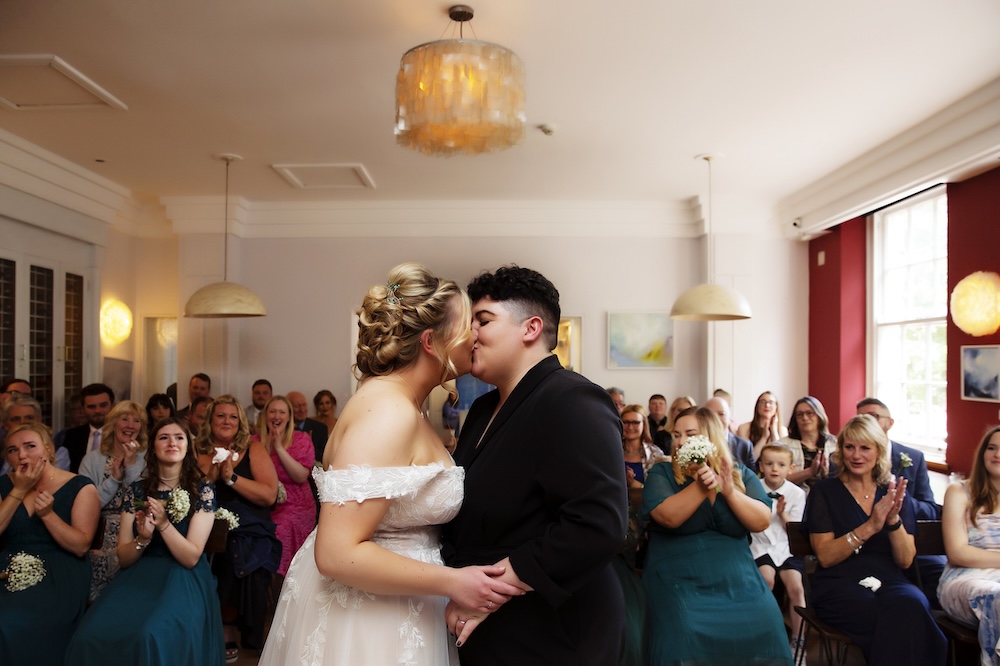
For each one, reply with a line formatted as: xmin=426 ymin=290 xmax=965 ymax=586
xmin=385 ymin=282 xmax=402 ymax=305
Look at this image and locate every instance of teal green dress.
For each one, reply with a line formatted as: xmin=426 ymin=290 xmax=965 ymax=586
xmin=641 ymin=462 xmax=792 ymax=665
xmin=0 ymin=474 xmax=93 ymax=666
xmin=66 ymin=481 xmax=225 ymax=666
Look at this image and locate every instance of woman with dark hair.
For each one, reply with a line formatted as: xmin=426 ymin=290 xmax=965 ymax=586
xmin=737 ymin=391 xmax=787 ymax=462
xmin=195 ymin=395 xmax=279 ymax=660
xmin=805 ymin=415 xmax=946 ymax=665
xmin=779 ymin=395 xmax=836 ymax=488
xmin=145 ymin=393 xmax=175 ymax=428
xmin=0 ymin=424 xmax=99 ymax=665
xmin=643 ymin=407 xmax=791 ymax=664
xmin=312 ymin=390 xmax=337 ymax=434
xmin=67 ymin=417 xmax=224 ymax=664
xmin=939 ymin=425 xmax=1000 ymax=665
xmin=622 ymin=404 xmax=666 ymax=490
xmin=261 ymin=263 xmax=522 ymax=665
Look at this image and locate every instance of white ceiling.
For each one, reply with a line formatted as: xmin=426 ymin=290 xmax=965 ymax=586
xmin=1 ymin=0 xmax=999 ymax=227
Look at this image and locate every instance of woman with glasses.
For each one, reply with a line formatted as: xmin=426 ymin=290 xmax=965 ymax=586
xmin=737 ymin=391 xmax=787 ymax=463
xmin=779 ymin=396 xmax=836 ymax=489
xmin=622 ymin=404 xmax=667 ymax=490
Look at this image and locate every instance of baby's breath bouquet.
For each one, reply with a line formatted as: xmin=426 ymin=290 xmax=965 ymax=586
xmin=166 ymin=487 xmax=191 ymax=523
xmin=675 ymin=435 xmax=721 ymax=491
xmin=276 ymin=481 xmax=287 ymax=504
xmin=1 ymin=552 xmax=46 ymax=592
xmin=214 ymin=507 xmax=240 ymax=530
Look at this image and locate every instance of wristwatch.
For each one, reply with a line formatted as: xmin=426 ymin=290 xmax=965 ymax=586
xmin=225 ymin=474 xmax=237 ymax=487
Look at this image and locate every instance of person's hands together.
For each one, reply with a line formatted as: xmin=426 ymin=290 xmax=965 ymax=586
xmin=33 ymin=488 xmax=54 ymax=518
xmin=695 ymin=462 xmax=718 ymax=493
xmin=447 ymin=564 xmax=524 ymax=614
xmin=146 ymin=496 xmax=169 ymax=532
xmin=446 ymin=600 xmax=488 ymax=647
xmin=134 ymin=507 xmax=155 ymax=541
xmin=11 ymin=456 xmax=45 ymax=494
xmin=717 ymin=456 xmax=734 ymax=496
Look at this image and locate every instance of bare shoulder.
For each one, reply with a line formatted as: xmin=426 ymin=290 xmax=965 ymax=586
xmin=324 ymin=382 xmax=421 ymax=469
xmin=943 ymin=481 xmax=969 ymax=507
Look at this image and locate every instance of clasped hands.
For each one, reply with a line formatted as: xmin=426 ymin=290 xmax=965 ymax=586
xmin=690 ymin=455 xmax=734 ymax=496
xmin=869 ymin=477 xmax=908 ymax=531
xmin=446 ymin=556 xmax=530 ymax=646
xmin=111 ymin=440 xmax=140 ymax=481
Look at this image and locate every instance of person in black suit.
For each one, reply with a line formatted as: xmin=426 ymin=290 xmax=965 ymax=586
xmin=63 ymin=383 xmax=115 ymax=473
xmin=288 ymin=391 xmax=328 ymax=464
xmin=442 ymin=265 xmax=627 ymax=664
xmin=176 ymin=373 xmax=211 ymax=421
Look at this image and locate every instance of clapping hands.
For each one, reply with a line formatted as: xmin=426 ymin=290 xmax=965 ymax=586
xmin=870 ymin=477 xmax=908 ymax=531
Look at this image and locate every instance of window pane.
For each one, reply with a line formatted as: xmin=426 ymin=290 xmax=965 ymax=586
xmin=64 ymin=273 xmax=84 ymax=429
xmin=29 ymin=266 xmax=54 ymax=423
xmin=0 ymin=258 xmax=14 ymax=383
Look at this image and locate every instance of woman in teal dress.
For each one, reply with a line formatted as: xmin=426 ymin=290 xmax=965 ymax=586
xmin=0 ymin=423 xmax=100 ymax=665
xmin=642 ymin=407 xmax=793 ymax=665
xmin=67 ymin=417 xmax=224 ymax=665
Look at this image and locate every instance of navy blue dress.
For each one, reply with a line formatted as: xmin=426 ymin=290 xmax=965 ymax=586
xmin=67 ymin=481 xmax=225 ymax=665
xmin=0 ymin=475 xmax=93 ymax=666
xmin=805 ymin=478 xmax=946 ymax=665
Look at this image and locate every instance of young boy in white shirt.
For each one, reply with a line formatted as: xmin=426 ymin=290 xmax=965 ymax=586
xmin=751 ymin=444 xmax=807 ymax=660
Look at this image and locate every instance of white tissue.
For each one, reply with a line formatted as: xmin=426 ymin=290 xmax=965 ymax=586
xmin=212 ymin=447 xmax=238 ymax=464
xmin=858 ymin=576 xmax=882 ymax=592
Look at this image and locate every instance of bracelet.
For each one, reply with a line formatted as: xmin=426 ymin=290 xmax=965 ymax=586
xmin=135 ymin=538 xmax=150 ymax=551
xmin=847 ymin=530 xmax=864 ymax=555
xmin=8 ymin=493 xmax=25 ymax=502
xmin=157 ymin=523 xmax=169 ymax=532
xmin=886 ymin=520 xmax=903 ymax=531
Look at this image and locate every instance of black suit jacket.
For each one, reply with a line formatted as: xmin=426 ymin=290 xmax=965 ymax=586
xmin=297 ymin=418 xmax=329 ymax=463
xmin=442 ymin=355 xmax=627 ymax=664
xmin=727 ymin=431 xmax=755 ymax=470
xmin=63 ymin=424 xmax=93 ymax=473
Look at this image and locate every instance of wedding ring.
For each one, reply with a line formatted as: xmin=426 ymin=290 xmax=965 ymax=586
xmin=487 ymin=601 xmax=493 ymax=609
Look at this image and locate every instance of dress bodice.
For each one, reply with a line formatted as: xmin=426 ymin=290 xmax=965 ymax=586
xmin=312 ymin=463 xmax=463 ymax=564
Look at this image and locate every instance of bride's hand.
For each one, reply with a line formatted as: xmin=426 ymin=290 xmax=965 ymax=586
xmin=446 ymin=600 xmax=488 ymax=647
xmin=447 ymin=564 xmax=524 ymax=614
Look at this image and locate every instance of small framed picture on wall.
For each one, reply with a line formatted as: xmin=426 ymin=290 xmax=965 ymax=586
xmin=607 ymin=311 xmax=673 ymax=369
xmin=961 ymin=345 xmax=1000 ymax=402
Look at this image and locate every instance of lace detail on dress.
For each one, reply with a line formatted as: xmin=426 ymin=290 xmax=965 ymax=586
xmin=312 ymin=463 xmax=463 ymax=505
xmin=195 ymin=481 xmax=217 ymax=513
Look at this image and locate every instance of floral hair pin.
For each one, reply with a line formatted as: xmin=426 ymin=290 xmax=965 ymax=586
xmin=385 ymin=282 xmax=402 ymax=305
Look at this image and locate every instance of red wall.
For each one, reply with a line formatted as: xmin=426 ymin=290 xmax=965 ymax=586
xmin=808 ymin=216 xmax=867 ymax=432
xmin=946 ymin=166 xmax=1000 ymax=474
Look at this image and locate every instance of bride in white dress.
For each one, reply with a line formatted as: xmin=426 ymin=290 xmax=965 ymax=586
xmin=261 ymin=264 xmax=522 ymax=666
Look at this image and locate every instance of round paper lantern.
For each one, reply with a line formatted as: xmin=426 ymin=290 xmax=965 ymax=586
xmin=950 ymin=271 xmax=1000 ymax=336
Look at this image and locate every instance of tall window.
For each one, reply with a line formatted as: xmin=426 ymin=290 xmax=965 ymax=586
xmin=870 ymin=186 xmax=948 ymax=459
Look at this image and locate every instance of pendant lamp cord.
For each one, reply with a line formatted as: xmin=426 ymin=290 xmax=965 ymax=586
xmin=704 ymin=155 xmax=715 ymax=283
xmin=223 ymin=157 xmax=230 ymax=282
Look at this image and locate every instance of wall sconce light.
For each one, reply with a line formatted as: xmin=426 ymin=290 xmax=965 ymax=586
xmin=100 ymin=299 xmax=133 ymax=344
xmin=951 ymin=270 xmax=1000 ymax=336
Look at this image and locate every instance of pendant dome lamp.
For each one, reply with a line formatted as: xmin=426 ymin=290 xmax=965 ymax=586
xmin=670 ymin=155 xmax=752 ymax=321
xmin=183 ymin=154 xmax=267 ymax=318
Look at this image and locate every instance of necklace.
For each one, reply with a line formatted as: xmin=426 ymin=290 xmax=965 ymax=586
xmin=161 ymin=475 xmax=180 ymax=482
xmin=390 ymin=377 xmax=425 ymax=419
xmin=847 ymin=480 xmax=875 ymax=500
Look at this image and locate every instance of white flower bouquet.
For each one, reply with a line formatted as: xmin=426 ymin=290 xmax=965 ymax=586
xmin=166 ymin=487 xmax=191 ymax=523
xmin=1 ymin=552 xmax=46 ymax=592
xmin=276 ymin=481 xmax=287 ymax=504
xmin=675 ymin=435 xmax=721 ymax=491
xmin=214 ymin=507 xmax=240 ymax=530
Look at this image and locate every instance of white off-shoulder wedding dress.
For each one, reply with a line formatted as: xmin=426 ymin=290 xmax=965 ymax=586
xmin=260 ymin=463 xmax=463 ymax=666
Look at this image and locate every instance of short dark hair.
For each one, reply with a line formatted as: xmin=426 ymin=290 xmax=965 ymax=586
xmin=191 ymin=395 xmax=214 ymax=410
xmin=467 ymin=265 xmax=560 ymax=351
xmin=80 ymin=382 xmax=115 ymax=403
xmin=649 ymin=394 xmax=666 ymax=402
xmin=1 ymin=378 xmax=31 ymax=393
xmin=856 ymin=397 xmax=889 ymax=414
xmin=190 ymin=373 xmax=211 ymax=388
xmin=252 ymin=379 xmax=272 ymax=391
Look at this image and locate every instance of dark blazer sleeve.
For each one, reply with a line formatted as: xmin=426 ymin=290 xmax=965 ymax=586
xmin=506 ymin=381 xmax=628 ymax=607
xmin=893 ymin=443 xmax=940 ymax=520
xmin=728 ymin=433 xmax=755 ymax=470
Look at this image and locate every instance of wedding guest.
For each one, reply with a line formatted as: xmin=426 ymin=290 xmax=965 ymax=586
xmin=939 ymin=425 xmax=1000 ymax=665
xmin=621 ymin=404 xmax=667 ymax=490
xmin=0 ymin=424 xmax=100 ymax=665
xmin=738 ymin=391 xmax=787 ymax=462
xmin=78 ymin=400 xmax=147 ymax=598
xmin=67 ymin=417 xmax=224 ymax=664
xmin=606 ymin=387 xmax=626 ymax=414
xmin=779 ymin=395 xmax=836 ymax=488
xmin=312 ymin=389 xmax=338 ymax=435
xmin=643 ymin=406 xmax=791 ymax=664
xmin=804 ymin=415 xmax=945 ymax=665
xmin=145 ymin=393 xmax=175 ymax=428
xmin=659 ymin=394 xmax=696 ymax=451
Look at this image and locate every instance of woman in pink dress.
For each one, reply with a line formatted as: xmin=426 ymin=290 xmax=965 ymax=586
xmin=252 ymin=395 xmax=316 ymax=576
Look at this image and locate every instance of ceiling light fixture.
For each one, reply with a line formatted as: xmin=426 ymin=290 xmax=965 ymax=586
xmin=950 ymin=270 xmax=1000 ymax=336
xmin=183 ymin=154 xmax=267 ymax=318
xmin=395 ymin=4 xmax=526 ymax=156
xmin=671 ymin=155 xmax=753 ymax=321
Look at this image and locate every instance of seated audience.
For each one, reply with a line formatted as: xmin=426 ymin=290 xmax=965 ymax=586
xmin=779 ymin=395 xmax=836 ymax=488
xmin=939 ymin=425 xmax=1000 ymax=665
xmin=145 ymin=393 xmax=175 ymax=428
xmin=196 ymin=395 xmax=279 ymax=660
xmin=648 ymin=393 xmax=668 ymax=436
xmin=751 ymin=444 xmax=807 ymax=657
xmin=67 ymin=417 xmax=224 ymax=664
xmin=738 ymin=391 xmax=787 ymax=461
xmin=187 ymin=394 xmax=213 ymax=439
xmin=313 ymin=389 xmax=338 ymax=434
xmin=289 ymin=391 xmax=328 ymax=464
xmin=1 ymin=395 xmax=70 ymax=473
xmin=705 ymin=396 xmax=754 ymax=469
xmin=659 ymin=394 xmax=696 ymax=452
xmin=606 ymin=386 xmax=626 ymax=414
xmin=177 ymin=373 xmax=211 ymax=421
xmin=804 ymin=415 xmax=946 ymax=665
xmin=63 ymin=383 xmax=115 ymax=473
xmin=78 ymin=400 xmax=148 ymax=598
xmin=246 ymin=379 xmax=272 ymax=434
xmin=621 ymin=404 xmax=667 ymax=490
xmin=0 ymin=423 xmax=100 ymax=665
xmin=252 ymin=395 xmax=316 ymax=578
xmin=642 ymin=407 xmax=792 ymax=664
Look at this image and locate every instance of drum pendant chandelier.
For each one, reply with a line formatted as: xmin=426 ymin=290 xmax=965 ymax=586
xmin=183 ymin=154 xmax=267 ymax=318
xmin=395 ymin=5 xmax=526 ymax=156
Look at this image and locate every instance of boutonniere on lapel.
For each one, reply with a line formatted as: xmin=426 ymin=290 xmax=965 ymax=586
xmin=899 ymin=453 xmax=913 ymax=469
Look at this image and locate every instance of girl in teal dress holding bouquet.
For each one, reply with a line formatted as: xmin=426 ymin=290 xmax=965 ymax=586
xmin=642 ymin=407 xmax=792 ymax=665
xmin=68 ymin=417 xmax=224 ymax=665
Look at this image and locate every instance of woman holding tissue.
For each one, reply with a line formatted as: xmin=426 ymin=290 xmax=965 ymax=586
xmin=642 ymin=407 xmax=791 ymax=665
xmin=78 ymin=400 xmax=148 ymax=598
xmin=804 ymin=414 xmax=945 ymax=665
xmin=68 ymin=417 xmax=224 ymax=664
xmin=196 ymin=395 xmax=279 ymax=660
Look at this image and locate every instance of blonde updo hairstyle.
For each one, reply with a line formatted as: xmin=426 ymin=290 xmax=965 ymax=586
xmin=671 ymin=406 xmax=746 ymax=493
xmin=832 ymin=414 xmax=892 ymax=485
xmin=355 ymin=263 xmax=471 ymax=386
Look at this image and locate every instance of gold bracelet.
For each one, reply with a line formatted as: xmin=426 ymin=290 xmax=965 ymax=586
xmin=8 ymin=493 xmax=25 ymax=502
xmin=134 ymin=538 xmax=150 ymax=551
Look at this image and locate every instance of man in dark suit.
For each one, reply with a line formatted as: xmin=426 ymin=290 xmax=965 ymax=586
xmin=63 ymin=383 xmax=115 ymax=473
xmin=706 ymin=396 xmax=755 ymax=469
xmin=442 ymin=266 xmax=627 ymax=664
xmin=857 ymin=396 xmax=944 ymax=607
xmin=288 ymin=391 xmax=328 ymax=463
xmin=176 ymin=372 xmax=211 ymax=421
